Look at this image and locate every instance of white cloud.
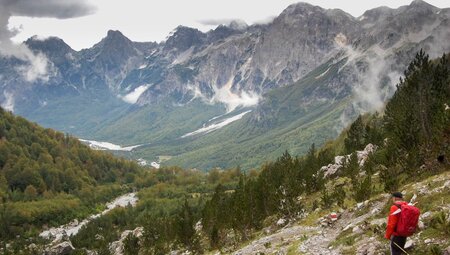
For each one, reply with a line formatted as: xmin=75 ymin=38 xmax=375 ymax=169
xmin=334 ymin=39 xmax=400 ymax=131
xmin=0 ymin=0 xmax=95 ymax=82
xmin=1 ymin=91 xmax=15 ymax=112
xmin=187 ymin=79 xmax=261 ymax=112
xmin=211 ymin=84 xmax=260 ymax=112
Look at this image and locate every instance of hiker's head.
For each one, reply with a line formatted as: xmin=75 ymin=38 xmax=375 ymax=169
xmin=391 ymin=192 xmax=403 ymax=202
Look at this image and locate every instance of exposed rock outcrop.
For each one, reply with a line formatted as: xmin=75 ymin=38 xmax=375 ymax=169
xmin=320 ymin=144 xmax=378 ymax=177
xmin=44 ymin=241 xmax=75 ymax=255
xmin=109 ymin=227 xmax=144 ymax=255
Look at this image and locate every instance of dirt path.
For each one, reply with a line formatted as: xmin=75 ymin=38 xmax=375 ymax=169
xmin=298 ymin=200 xmax=385 ymax=254
xmin=231 ymin=199 xmax=385 ymax=255
xmin=232 ymin=225 xmax=318 ymax=255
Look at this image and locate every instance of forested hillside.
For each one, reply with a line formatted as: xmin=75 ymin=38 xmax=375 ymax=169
xmin=0 ymin=109 xmax=141 ymax=245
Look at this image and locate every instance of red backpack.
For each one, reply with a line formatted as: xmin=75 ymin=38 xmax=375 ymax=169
xmin=395 ymin=203 xmax=420 ymax=236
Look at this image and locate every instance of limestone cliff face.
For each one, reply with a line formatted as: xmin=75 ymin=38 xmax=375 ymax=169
xmin=1 ymin=1 xmax=450 ymax=120
xmin=122 ymin=0 xmax=450 ymax=106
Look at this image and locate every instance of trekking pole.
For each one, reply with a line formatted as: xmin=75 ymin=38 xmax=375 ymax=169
xmin=393 ymin=241 xmax=410 ymax=255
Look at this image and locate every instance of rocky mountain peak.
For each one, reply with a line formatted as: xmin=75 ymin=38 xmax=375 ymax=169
xmin=360 ymin=6 xmax=395 ymax=22
xmin=206 ymin=23 xmax=245 ymax=43
xmin=280 ymin=2 xmax=324 ymax=18
xmin=164 ymin=26 xmax=206 ymax=52
xmin=410 ymin=0 xmax=435 ymax=8
xmin=25 ymin=36 xmax=74 ymax=57
xmin=107 ymin=29 xmax=124 ymax=37
xmin=87 ymin=30 xmax=139 ymax=61
xmin=276 ymin=1 xmax=356 ymax=28
xmin=98 ymin=30 xmax=135 ymax=49
xmin=406 ymin=0 xmax=440 ymax=13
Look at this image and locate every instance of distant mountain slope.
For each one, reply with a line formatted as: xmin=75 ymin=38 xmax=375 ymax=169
xmin=1 ymin=0 xmax=449 ymax=169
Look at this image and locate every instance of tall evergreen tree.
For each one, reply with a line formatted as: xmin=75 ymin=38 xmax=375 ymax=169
xmin=344 ymin=115 xmax=366 ymax=153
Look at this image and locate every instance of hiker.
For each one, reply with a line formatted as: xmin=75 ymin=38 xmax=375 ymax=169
xmin=385 ymin=192 xmax=420 ymax=255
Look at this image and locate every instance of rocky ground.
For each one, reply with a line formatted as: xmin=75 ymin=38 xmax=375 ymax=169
xmin=38 ymin=193 xmax=138 ymax=255
xmin=226 ymin=171 xmax=450 ymax=255
xmin=230 ymin=199 xmax=386 ymax=255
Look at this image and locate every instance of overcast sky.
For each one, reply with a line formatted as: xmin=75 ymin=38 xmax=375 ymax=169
xmin=7 ymin=0 xmax=450 ymax=51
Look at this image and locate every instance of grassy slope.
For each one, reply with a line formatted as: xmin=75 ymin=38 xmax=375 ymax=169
xmin=16 ymin=90 xmax=131 ymax=138
xmin=131 ymin=57 xmax=353 ymax=170
xmin=91 ymin=99 xmax=225 ymax=145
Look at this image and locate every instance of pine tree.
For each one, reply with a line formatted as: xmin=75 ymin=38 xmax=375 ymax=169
xmin=344 ymin=115 xmax=366 ymax=153
xmin=384 ymin=51 xmax=450 ymax=175
xmin=176 ymin=199 xmax=201 ymax=252
xmin=344 ymin=152 xmax=359 ymax=179
xmin=123 ymin=233 xmax=140 ymax=255
xmin=353 ymin=175 xmax=372 ymax=202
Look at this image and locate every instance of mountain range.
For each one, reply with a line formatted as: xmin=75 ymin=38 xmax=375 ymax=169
xmin=1 ymin=0 xmax=449 ymax=169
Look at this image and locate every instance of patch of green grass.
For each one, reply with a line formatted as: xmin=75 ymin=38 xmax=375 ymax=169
xmin=341 ymin=247 xmax=357 ymax=255
xmin=426 ymin=211 xmax=450 ymax=237
xmin=415 ymin=189 xmax=450 ymax=212
xmin=355 ymin=204 xmax=371 ymax=217
xmin=413 ymin=244 xmax=446 ymax=255
xmin=287 ymin=239 xmax=303 ymax=255
xmin=420 ymin=226 xmax=444 ymax=240
xmin=330 ymin=229 xmax=356 ymax=247
xmin=298 ymin=210 xmax=328 ymax=227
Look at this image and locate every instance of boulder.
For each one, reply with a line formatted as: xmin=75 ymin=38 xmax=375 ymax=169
xmin=357 ymin=202 xmax=364 ymax=209
xmin=276 ymin=218 xmax=287 ymax=226
xmin=371 ymin=208 xmax=381 ymax=214
xmin=418 ymin=220 xmax=425 ymax=229
xmin=28 ymin=243 xmax=38 ymax=250
xmin=45 ymin=241 xmax=75 ymax=255
xmin=352 ymin=225 xmax=364 ymax=234
xmin=194 ymin=220 xmax=203 ymax=232
xmin=420 ymin=211 xmax=432 ymax=220
xmin=404 ymin=239 xmax=414 ymax=249
xmin=109 ymin=227 xmax=144 ymax=255
xmin=343 ymin=223 xmax=353 ymax=231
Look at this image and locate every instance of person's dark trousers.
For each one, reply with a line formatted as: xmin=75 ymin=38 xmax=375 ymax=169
xmin=390 ymin=235 xmax=407 ymax=255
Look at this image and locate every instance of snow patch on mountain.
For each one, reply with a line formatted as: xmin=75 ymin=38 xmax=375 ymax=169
xmin=181 ymin=110 xmax=251 ymax=138
xmin=79 ymin=139 xmax=142 ymax=151
xmin=315 ymin=67 xmax=330 ymax=79
xmin=121 ymin=84 xmax=150 ymax=104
